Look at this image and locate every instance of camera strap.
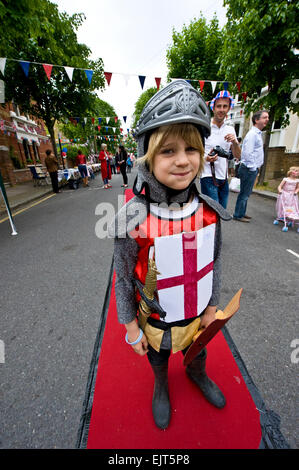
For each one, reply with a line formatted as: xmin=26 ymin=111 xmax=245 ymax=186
xmin=210 ymin=162 xmax=227 ymax=187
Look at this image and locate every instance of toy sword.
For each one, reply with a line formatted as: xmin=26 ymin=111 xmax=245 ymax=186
xmin=133 ymin=258 xmax=166 ymax=330
xmin=183 ymin=288 xmax=243 ymax=366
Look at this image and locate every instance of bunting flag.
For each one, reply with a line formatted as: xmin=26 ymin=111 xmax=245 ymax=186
xmin=64 ymin=66 xmax=74 ymax=82
xmin=123 ymin=116 xmax=127 ymax=123
xmin=104 ymin=72 xmax=112 ymax=86
xmin=42 ymin=64 xmax=53 ymax=81
xmin=98 ymin=125 xmax=101 ymax=132
xmin=223 ymin=81 xmax=229 ymax=91
xmin=138 ymin=75 xmax=145 ymax=89
xmin=155 ymin=77 xmax=161 ymax=90
xmin=211 ymin=81 xmax=217 ymax=93
xmin=98 ymin=118 xmax=102 ymax=124
xmin=91 ymin=118 xmax=95 ymax=124
xmin=0 ymin=58 xmax=6 ymax=75
xmin=85 ymin=69 xmax=93 ymax=84
xmin=19 ymin=61 xmax=30 ymax=77
xmin=242 ymin=92 xmax=248 ymax=102
xmin=199 ymin=80 xmax=205 ymax=92
xmin=114 ymin=116 xmax=118 ymax=123
xmin=236 ymin=81 xmax=241 ymax=92
xmin=123 ymin=74 xmax=130 ymax=87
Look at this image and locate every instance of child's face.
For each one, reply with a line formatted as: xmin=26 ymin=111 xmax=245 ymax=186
xmin=291 ymin=168 xmax=299 ymax=178
xmin=152 ymin=135 xmax=200 ymax=190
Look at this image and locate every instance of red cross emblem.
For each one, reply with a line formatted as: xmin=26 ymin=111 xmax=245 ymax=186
xmin=155 ymin=228 xmax=215 ymax=322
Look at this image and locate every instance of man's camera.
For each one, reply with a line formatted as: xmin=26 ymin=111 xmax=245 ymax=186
xmin=209 ymin=145 xmax=233 ymax=160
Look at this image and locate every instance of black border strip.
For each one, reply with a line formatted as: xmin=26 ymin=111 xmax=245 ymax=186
xmin=221 ymin=326 xmax=290 ymax=449
xmin=76 ymin=268 xmax=290 ymax=449
xmin=76 ymin=257 xmax=114 ymax=449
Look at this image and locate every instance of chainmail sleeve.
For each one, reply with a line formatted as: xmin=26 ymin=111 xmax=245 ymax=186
xmin=114 ymin=236 xmax=139 ymax=325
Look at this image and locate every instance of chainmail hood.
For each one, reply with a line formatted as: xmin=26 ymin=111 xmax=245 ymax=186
xmin=133 ymin=161 xmax=199 ymax=205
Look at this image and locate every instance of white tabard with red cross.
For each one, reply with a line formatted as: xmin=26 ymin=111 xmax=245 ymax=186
xmin=154 ymin=224 xmax=215 ymax=323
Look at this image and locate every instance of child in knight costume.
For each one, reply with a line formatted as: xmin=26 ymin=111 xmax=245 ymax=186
xmin=110 ymin=80 xmax=231 ymax=430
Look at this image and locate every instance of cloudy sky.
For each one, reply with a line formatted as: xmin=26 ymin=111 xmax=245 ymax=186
xmin=56 ymin=0 xmax=227 ymax=128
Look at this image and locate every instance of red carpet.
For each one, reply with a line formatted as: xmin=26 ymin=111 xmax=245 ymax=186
xmin=86 ymin=274 xmax=262 ymax=449
xmin=82 ymin=189 xmax=289 ymax=449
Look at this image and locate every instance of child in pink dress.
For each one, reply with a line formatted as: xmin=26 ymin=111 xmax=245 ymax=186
xmin=275 ymin=167 xmax=299 ymax=231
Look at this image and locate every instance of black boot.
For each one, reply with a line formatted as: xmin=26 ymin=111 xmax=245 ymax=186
xmin=186 ymin=348 xmax=226 ymax=408
xmin=150 ymin=362 xmax=171 ymax=429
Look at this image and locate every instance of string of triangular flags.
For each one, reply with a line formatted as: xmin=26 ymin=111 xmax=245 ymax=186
xmin=0 ymin=58 xmax=161 ymax=89
xmin=184 ymin=78 xmax=247 ymax=101
xmin=0 ymin=58 xmax=94 ymax=84
xmin=66 ymin=115 xmax=130 ymax=129
xmin=0 ymin=57 xmax=248 ymax=100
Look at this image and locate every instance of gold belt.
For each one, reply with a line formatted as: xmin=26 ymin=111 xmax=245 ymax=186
xmin=144 ymin=316 xmax=202 ymax=354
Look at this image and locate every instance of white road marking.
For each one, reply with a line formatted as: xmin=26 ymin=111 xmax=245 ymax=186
xmin=286 ymin=249 xmax=299 ymax=259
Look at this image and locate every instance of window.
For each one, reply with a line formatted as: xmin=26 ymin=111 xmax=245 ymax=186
xmin=273 ymin=118 xmax=282 ymax=130
xmin=32 ymin=141 xmax=40 ymax=162
xmin=12 ymin=102 xmax=20 ymax=116
xmin=22 ymin=139 xmax=33 ymax=162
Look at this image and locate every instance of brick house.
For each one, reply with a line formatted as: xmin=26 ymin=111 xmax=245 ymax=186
xmin=0 ymin=102 xmax=55 ymax=185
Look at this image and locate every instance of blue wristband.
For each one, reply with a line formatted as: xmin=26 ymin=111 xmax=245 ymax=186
xmin=125 ymin=329 xmax=143 ymax=346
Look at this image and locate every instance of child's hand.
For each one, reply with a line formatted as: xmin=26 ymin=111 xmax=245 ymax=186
xmin=131 ymin=333 xmax=149 ymax=356
xmin=200 ymin=305 xmax=217 ymax=329
xmin=125 ymin=320 xmax=149 ymax=356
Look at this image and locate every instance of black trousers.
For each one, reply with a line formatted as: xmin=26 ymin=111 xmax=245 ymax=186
xmin=49 ymin=171 xmax=59 ymax=193
xmin=147 ymin=343 xmax=192 ymax=366
xmin=120 ymin=164 xmax=128 ymax=185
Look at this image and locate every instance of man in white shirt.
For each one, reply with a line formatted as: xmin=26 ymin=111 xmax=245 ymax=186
xmin=200 ymin=90 xmax=241 ymax=208
xmin=233 ymin=110 xmax=269 ymax=222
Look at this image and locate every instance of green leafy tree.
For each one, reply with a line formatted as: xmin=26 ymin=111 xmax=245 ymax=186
xmin=132 ymin=87 xmax=158 ymax=129
xmin=60 ymin=98 xmax=122 ymax=155
xmin=166 ymin=15 xmax=224 ymax=100
xmin=123 ymin=132 xmax=137 ymax=154
xmin=0 ymin=0 xmax=105 ymax=157
xmin=220 ymin=0 xmax=299 ymax=183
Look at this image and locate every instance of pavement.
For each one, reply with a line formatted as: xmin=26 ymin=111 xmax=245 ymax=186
xmin=0 ymin=181 xmax=54 ymax=217
xmin=0 ymin=177 xmax=278 ymax=218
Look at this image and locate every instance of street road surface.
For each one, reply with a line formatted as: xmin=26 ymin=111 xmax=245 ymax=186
xmin=0 ymin=168 xmax=298 ymax=448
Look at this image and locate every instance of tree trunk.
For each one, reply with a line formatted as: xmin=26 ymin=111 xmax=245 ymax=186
xmin=257 ymin=107 xmax=275 ymax=186
xmin=47 ymin=119 xmax=61 ymax=167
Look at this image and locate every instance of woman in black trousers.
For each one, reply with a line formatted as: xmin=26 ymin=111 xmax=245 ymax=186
xmin=118 ymin=145 xmax=128 ymax=187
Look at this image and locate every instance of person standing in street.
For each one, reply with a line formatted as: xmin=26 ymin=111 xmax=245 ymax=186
xmin=200 ymin=90 xmax=241 ymax=208
xmin=110 ymin=154 xmax=117 ymax=174
xmin=118 ymin=145 xmax=128 ymax=187
xmin=45 ymin=149 xmax=60 ymax=193
xmin=76 ymin=150 xmax=89 ymax=187
xmin=99 ymin=143 xmax=112 ymax=189
xmin=233 ymin=110 xmax=269 ymax=222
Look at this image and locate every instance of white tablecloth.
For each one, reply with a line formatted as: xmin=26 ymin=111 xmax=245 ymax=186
xmin=58 ymin=169 xmax=80 ymax=182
